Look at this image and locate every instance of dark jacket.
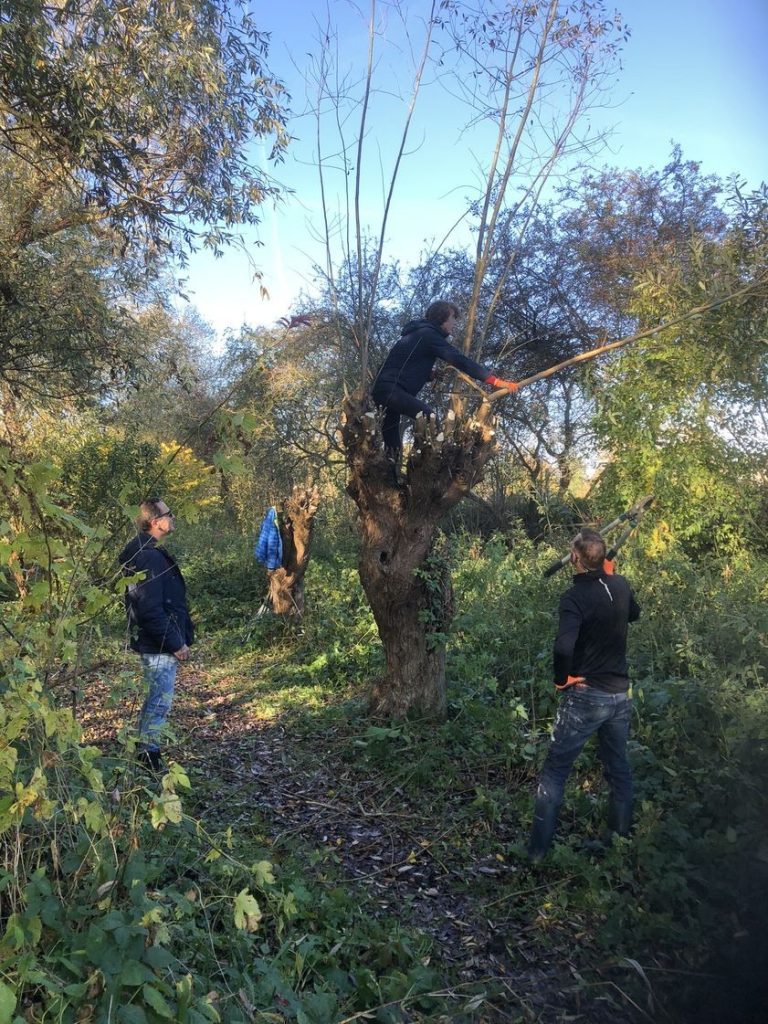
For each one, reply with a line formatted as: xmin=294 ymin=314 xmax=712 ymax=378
xmin=553 ymin=569 xmax=641 ymax=693
xmin=371 ymin=319 xmax=491 ymax=398
xmin=118 ymin=534 xmax=194 ymax=655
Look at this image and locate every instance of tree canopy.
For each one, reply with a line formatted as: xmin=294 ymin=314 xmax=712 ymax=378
xmin=0 ymin=0 xmax=289 ymax=257
xmin=0 ymin=0 xmax=289 ymax=406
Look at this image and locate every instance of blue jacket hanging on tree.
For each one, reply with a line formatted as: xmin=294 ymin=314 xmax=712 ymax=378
xmin=255 ymin=506 xmax=283 ymax=570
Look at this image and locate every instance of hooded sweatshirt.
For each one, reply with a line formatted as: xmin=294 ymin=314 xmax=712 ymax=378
xmin=372 ymin=319 xmax=491 ymax=398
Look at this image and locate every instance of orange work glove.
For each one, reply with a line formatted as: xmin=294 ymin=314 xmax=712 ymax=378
xmin=555 ymin=674 xmax=586 ymax=690
xmin=485 ymin=375 xmax=519 ymax=392
xmin=603 ymin=559 xmax=615 ymax=574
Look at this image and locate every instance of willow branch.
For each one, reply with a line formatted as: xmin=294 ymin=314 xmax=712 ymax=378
xmin=485 ymin=275 xmax=768 ymax=403
xmin=364 ymin=1 xmax=436 ymax=347
xmin=355 ymin=0 xmax=377 ymax=384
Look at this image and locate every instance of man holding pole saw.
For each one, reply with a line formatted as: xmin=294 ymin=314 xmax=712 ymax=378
xmin=527 ymin=498 xmax=651 ymax=861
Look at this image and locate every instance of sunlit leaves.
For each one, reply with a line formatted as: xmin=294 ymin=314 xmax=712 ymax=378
xmin=0 ymin=981 xmax=15 ymax=1024
xmin=233 ymin=888 xmax=262 ymax=931
xmin=0 ymin=0 xmax=289 ymax=254
xmin=250 ymin=859 xmax=275 ymax=886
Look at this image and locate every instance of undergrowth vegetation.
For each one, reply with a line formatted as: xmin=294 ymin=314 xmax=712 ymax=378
xmin=2 ymin=456 xmax=766 ymax=1022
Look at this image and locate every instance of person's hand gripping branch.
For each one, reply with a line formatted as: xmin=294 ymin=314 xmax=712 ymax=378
xmin=485 ymin=374 xmax=519 ymax=395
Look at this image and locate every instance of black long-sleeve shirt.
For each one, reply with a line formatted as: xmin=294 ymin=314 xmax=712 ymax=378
xmin=553 ymin=569 xmax=641 ymax=693
xmin=372 ymin=319 xmax=491 ymax=397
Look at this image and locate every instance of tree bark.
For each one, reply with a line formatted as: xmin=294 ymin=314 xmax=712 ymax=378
xmin=341 ymin=391 xmax=496 ymax=718
xmin=267 ymin=484 xmax=320 ymax=618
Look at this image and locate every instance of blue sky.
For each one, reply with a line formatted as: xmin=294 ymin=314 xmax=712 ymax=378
xmin=182 ymin=0 xmax=767 ymax=337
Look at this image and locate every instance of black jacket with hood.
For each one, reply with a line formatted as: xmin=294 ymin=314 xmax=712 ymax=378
xmin=372 ymin=319 xmax=491 ymax=398
xmin=118 ymin=534 xmax=194 ymax=655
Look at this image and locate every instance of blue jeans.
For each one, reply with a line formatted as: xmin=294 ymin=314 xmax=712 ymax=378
xmin=529 ymin=686 xmax=633 ymax=857
xmin=138 ymin=653 xmax=178 ymax=753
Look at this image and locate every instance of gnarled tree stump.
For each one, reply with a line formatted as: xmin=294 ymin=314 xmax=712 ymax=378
xmin=267 ymin=484 xmax=321 ymax=618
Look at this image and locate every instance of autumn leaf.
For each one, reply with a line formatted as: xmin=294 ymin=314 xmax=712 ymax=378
xmin=233 ymin=889 xmax=262 ymax=932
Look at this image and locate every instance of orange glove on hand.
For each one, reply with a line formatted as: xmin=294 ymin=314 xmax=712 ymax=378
xmin=603 ymin=559 xmax=615 ymax=575
xmin=555 ymin=674 xmax=586 ymax=690
xmin=486 ymin=375 xmax=519 ymax=392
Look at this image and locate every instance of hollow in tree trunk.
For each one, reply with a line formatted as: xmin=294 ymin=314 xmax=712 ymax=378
xmin=267 ymin=484 xmax=320 ymax=618
xmin=341 ymin=391 xmax=497 ymax=718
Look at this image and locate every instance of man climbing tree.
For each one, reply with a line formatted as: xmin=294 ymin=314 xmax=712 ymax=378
xmin=371 ymin=300 xmax=518 ymax=466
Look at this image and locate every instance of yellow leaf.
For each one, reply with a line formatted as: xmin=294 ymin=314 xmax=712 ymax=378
xmin=233 ymin=889 xmax=262 ymax=932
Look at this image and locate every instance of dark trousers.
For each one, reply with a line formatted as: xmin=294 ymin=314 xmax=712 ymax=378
xmin=529 ymin=686 xmax=634 ymax=857
xmin=371 ymin=382 xmax=434 ymax=454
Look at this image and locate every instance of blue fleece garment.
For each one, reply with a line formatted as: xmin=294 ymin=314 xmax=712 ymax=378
xmin=255 ymin=506 xmax=283 ymax=569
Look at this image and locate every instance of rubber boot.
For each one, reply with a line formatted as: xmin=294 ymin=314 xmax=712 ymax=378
xmin=137 ymin=747 xmax=163 ymax=774
xmin=527 ymin=795 xmax=560 ymax=861
xmin=607 ymin=796 xmax=633 ymax=837
xmin=385 ymin=448 xmax=404 ymax=487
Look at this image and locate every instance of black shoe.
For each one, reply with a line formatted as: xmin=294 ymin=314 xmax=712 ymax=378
xmin=137 ymin=748 xmax=163 ymax=773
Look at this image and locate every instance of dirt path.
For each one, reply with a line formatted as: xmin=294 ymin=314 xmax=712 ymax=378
xmin=79 ymin=666 xmax=642 ymax=1023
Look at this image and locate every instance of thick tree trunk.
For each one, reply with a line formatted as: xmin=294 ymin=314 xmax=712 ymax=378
xmin=267 ymin=484 xmax=320 ymax=618
xmin=341 ymin=391 xmax=496 ymax=718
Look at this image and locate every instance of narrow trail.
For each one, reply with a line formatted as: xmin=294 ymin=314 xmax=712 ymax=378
xmin=79 ymin=665 xmax=643 ymax=1024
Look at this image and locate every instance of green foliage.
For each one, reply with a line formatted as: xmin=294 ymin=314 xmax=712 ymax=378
xmin=0 ymin=0 xmax=289 ymax=256
xmin=0 ymin=456 xmax=448 ymax=1023
xmin=59 ymin=430 xmax=221 ymax=534
xmin=59 ymin=435 xmax=163 ymax=526
xmin=0 ymin=0 xmax=288 ymax=405
xmin=0 ymin=150 xmax=156 ymax=402
xmin=3 ymin=430 xmax=768 ymax=1021
xmin=592 ymin=183 xmax=768 ymax=554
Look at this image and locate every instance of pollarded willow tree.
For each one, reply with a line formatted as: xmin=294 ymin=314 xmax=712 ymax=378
xmin=302 ymin=0 xmax=626 ymax=716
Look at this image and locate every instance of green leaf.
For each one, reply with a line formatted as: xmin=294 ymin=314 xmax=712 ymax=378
xmin=120 ymin=960 xmax=153 ymax=987
xmin=164 ymin=762 xmax=191 ymax=792
xmin=142 ymin=984 xmax=174 ymax=1019
xmin=62 ymin=983 xmax=89 ymax=998
xmin=118 ymin=1005 xmax=149 ymax=1024
xmin=175 ymin=974 xmax=193 ymax=1012
xmin=0 ymin=981 xmax=16 ymax=1024
xmin=250 ymin=860 xmax=275 ymax=886
xmin=143 ymin=946 xmax=173 ymax=971
xmin=150 ymin=793 xmax=183 ymax=828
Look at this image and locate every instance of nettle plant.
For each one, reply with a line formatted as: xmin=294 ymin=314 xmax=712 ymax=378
xmin=0 ymin=452 xmax=277 ymax=1022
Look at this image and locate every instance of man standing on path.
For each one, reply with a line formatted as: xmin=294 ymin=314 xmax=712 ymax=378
xmin=371 ymin=300 xmax=518 ymax=463
xmin=528 ymin=528 xmax=641 ymax=860
xmin=119 ymin=498 xmax=194 ymax=772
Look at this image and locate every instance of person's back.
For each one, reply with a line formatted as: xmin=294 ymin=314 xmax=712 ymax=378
xmin=555 ymin=569 xmax=640 ymax=693
xmin=374 ymin=317 xmax=489 ymax=396
xmin=119 ymin=531 xmax=192 ymax=656
xmin=528 ymin=529 xmax=641 ymax=860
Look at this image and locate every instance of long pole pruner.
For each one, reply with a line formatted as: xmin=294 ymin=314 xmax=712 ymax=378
xmin=542 ymin=494 xmax=655 ymax=578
